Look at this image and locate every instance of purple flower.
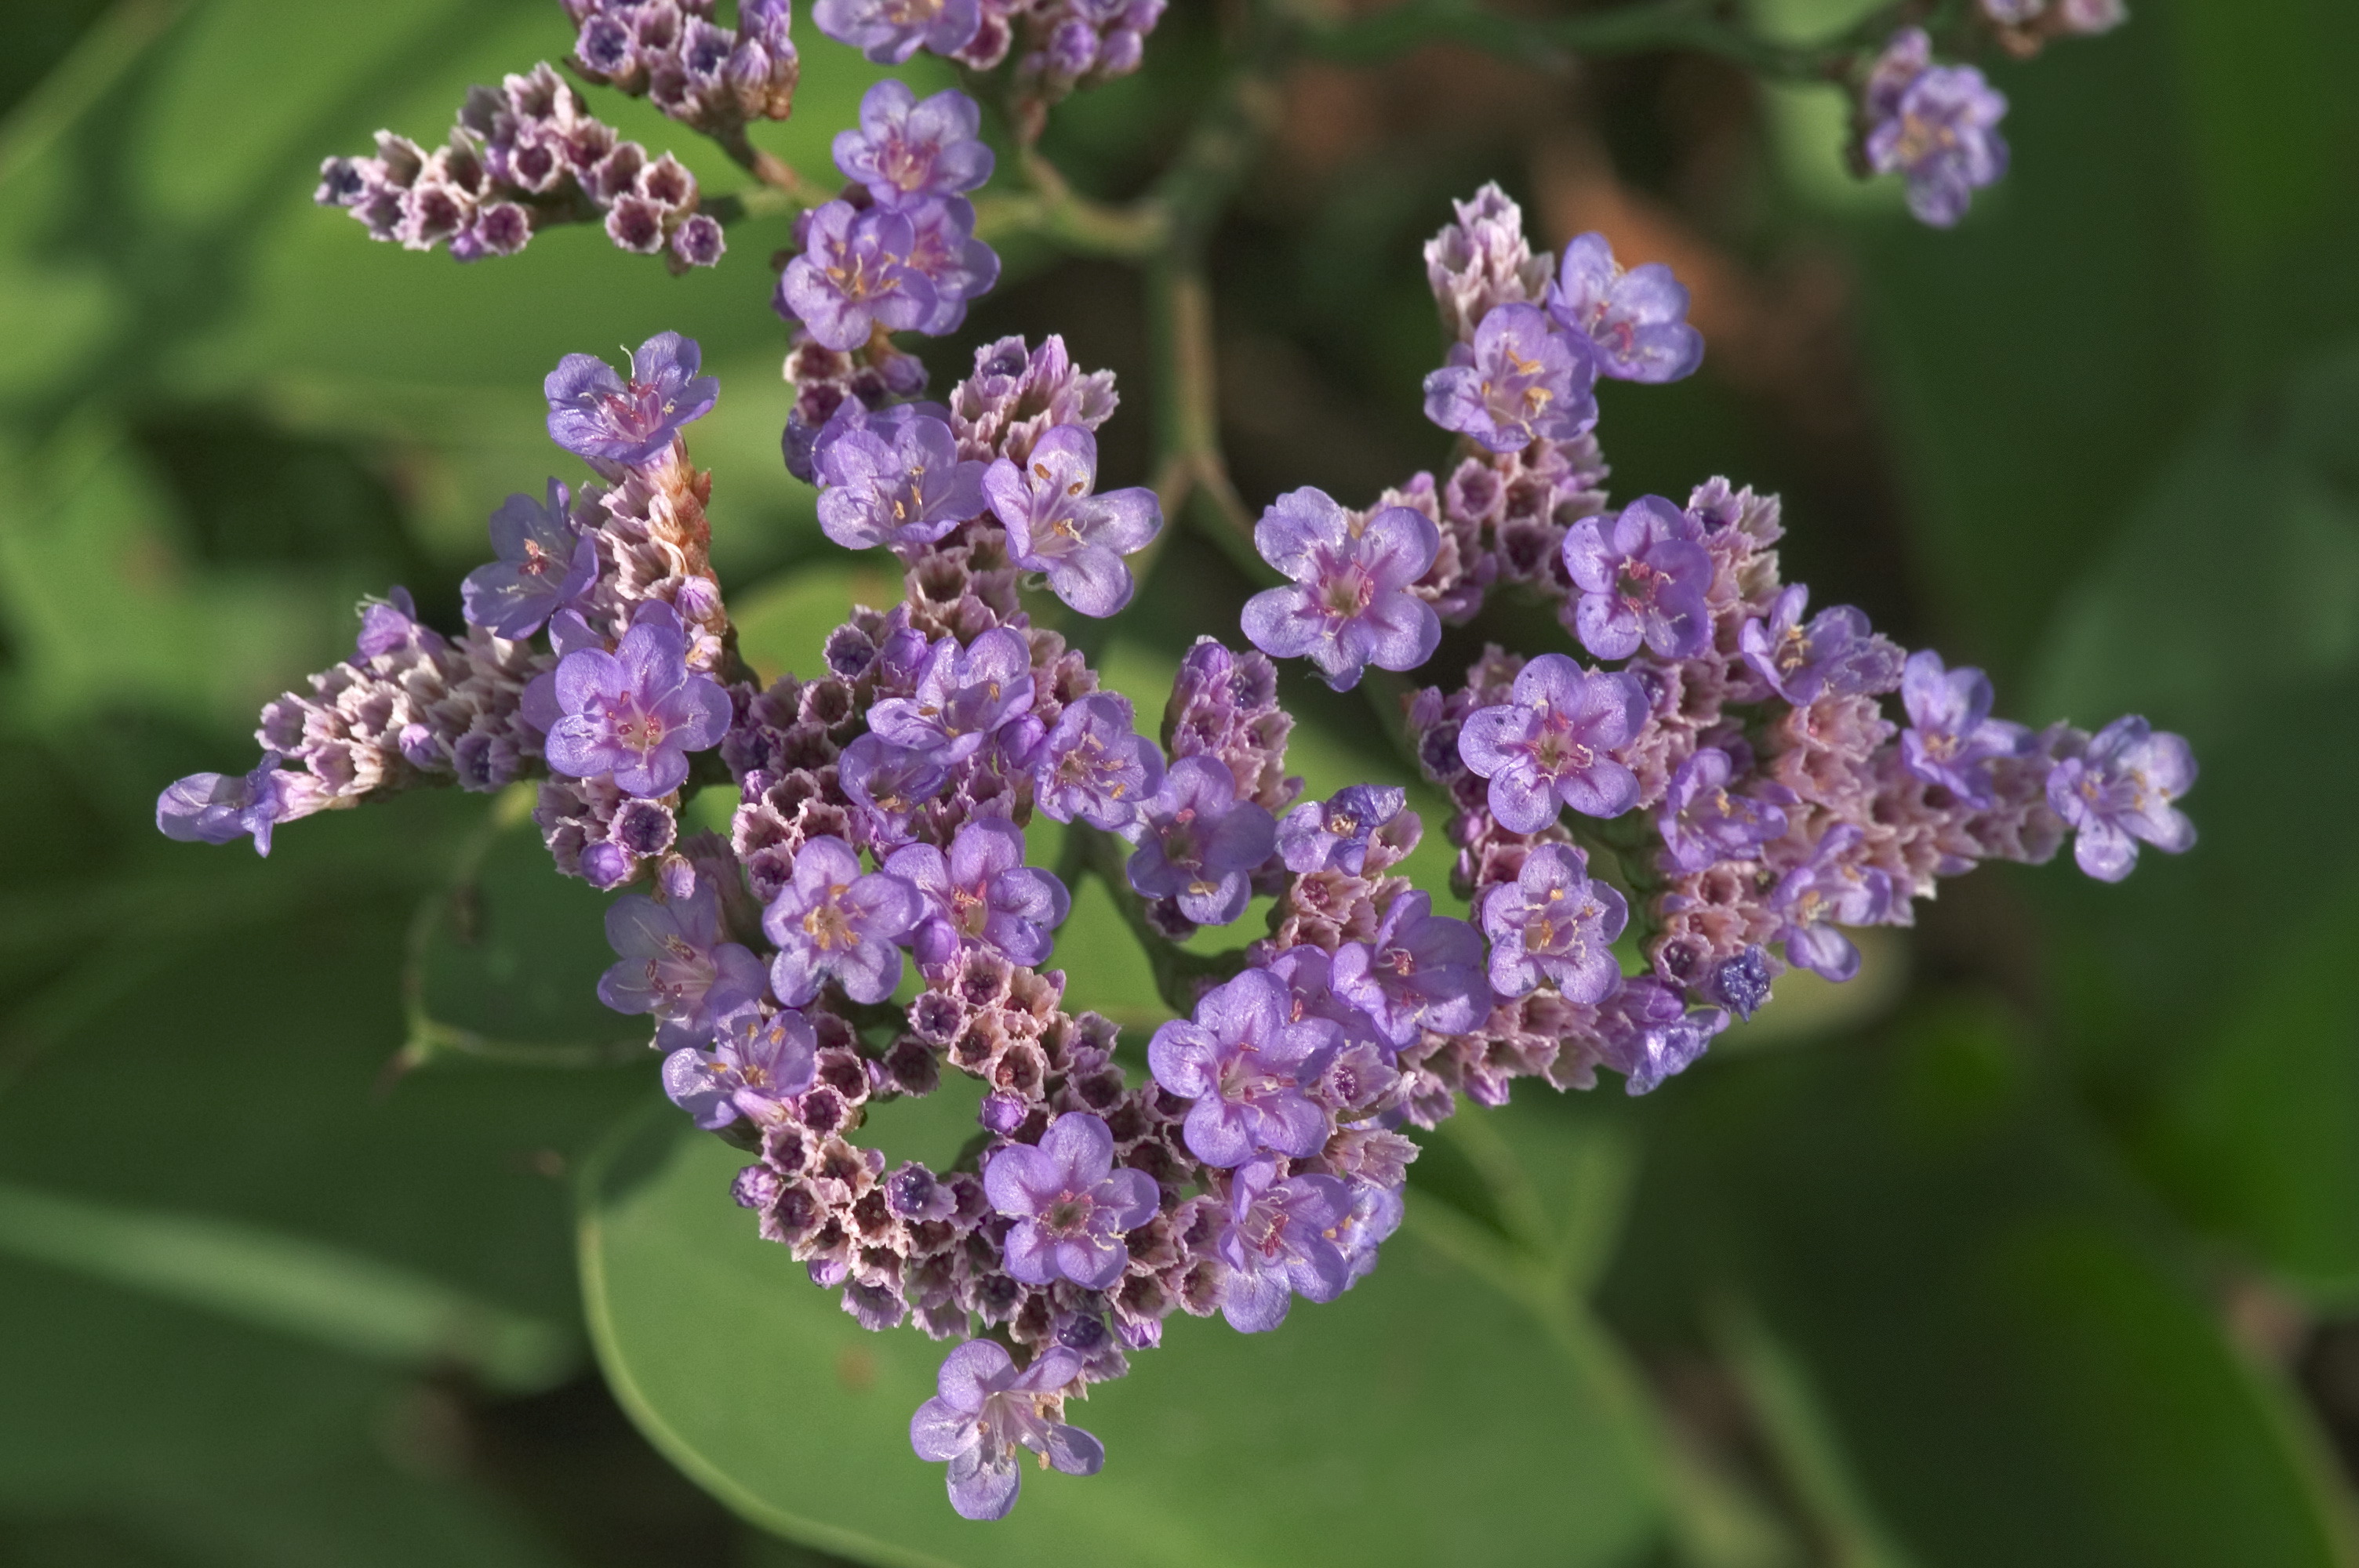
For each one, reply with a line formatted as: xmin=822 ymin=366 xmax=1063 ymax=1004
xmin=1596 ymin=977 xmax=1727 ymax=1095
xmin=661 ymin=1004 xmax=819 ymax=1130
xmin=1768 ymin=826 xmax=1893 ymax=982
xmin=597 ymin=877 xmax=768 ymax=1049
xmin=356 ymin=586 xmax=441 ymax=660
xmin=887 ymin=817 xmax=1070 ymax=968
xmin=868 ymin=629 xmax=1036 ymax=763
xmin=898 ymin=195 xmax=1001 ymax=337
xmin=814 ymin=408 xmax=988 ymax=551
xmin=1031 ymin=692 xmax=1164 ymax=833
xmin=1125 ymin=756 xmax=1278 ymax=926
xmin=1332 ymin=891 xmax=1492 ymax=1047
xmin=461 ymin=478 xmax=596 ymax=638
xmin=774 ymin=202 xmax=936 ymax=353
xmin=1739 ymin=586 xmax=1906 ymax=705
xmin=814 ymin=0 xmax=981 ymax=64
xmin=1148 ymin=970 xmax=1340 ymax=1167
xmin=1864 ymin=32 xmax=2009 ymax=229
xmin=1899 ymin=650 xmax=2029 ymax=806
xmin=1421 ymin=301 xmax=1599 ymax=452
xmin=909 ymin=1340 xmax=1100 ymax=1523
xmin=1276 ymin=784 xmax=1407 ymax=875
xmin=982 ymin=424 xmax=1161 ymax=617
xmin=1456 ymin=654 xmax=1648 ymax=832
xmin=1239 ymin=488 xmax=1441 ymax=692
xmin=156 ymin=751 xmax=287 ymax=855
xmin=1332 ymin=1178 xmax=1405 ymax=1287
xmin=1216 ymin=1157 xmax=1352 ymax=1333
xmin=546 ymin=617 xmax=732 ymax=797
xmin=837 ymin=733 xmax=952 ymax=848
xmin=1259 ymin=944 xmax=1390 ymax=1054
xmin=833 ymin=80 xmax=994 ymax=202
xmin=983 ymin=1112 xmax=1158 ymax=1290
xmin=544 ymin=332 xmax=718 ymax=466
xmin=760 ymin=835 xmax=922 ymax=1005
xmin=1545 ymin=233 xmax=1704 ymax=383
xmin=1562 ymin=495 xmax=1714 ymax=661
xmin=2046 ymin=716 xmax=2197 ymax=883
xmin=1657 ymin=747 xmax=1790 ymax=873
xmin=1478 ymin=842 xmax=1628 ymax=1001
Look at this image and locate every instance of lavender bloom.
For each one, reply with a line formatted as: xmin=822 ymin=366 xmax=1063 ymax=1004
xmin=1864 ymin=30 xmax=2009 ymax=229
xmin=833 ymin=80 xmax=994 ymax=201
xmin=815 ymin=0 xmax=981 ymax=64
xmin=1216 ymin=1157 xmax=1352 ymax=1333
xmin=775 ymin=202 xmax=936 ymax=353
xmin=356 ymin=585 xmax=442 ymax=660
xmin=1739 ymin=586 xmax=1906 ymax=705
xmin=597 ymin=877 xmax=767 ymax=1048
xmin=838 ymin=734 xmax=953 ymax=846
xmin=1260 ymin=944 xmax=1390 ymax=1054
xmin=1899 ymin=650 xmax=2029 ymax=805
xmin=898 ymin=195 xmax=1001 ymax=336
xmin=156 ymin=752 xmax=287 ymax=855
xmin=982 ymin=424 xmax=1161 ymax=617
xmin=1421 ymin=302 xmax=1599 ymax=453
xmin=2046 ymin=716 xmax=2197 ymax=882
xmin=1597 ymin=978 xmax=1727 ymax=1095
xmin=1332 ymin=891 xmax=1492 ymax=1047
xmin=1456 ymin=654 xmax=1648 ymax=832
xmin=1032 ymin=692 xmax=1164 ymax=833
xmin=813 ymin=408 xmax=988 ymax=551
xmin=544 ymin=332 xmax=718 ymax=465
xmin=887 ymin=817 xmax=1070 ymax=968
xmin=1125 ymin=756 xmax=1278 ymax=926
xmin=1768 ymin=826 xmax=1893 ymax=982
xmin=910 ymin=1340 xmax=1100 ymax=1523
xmin=461 ymin=478 xmax=596 ymax=637
xmin=661 ymin=1005 xmax=819 ymax=1129
xmin=1657 ymin=747 xmax=1790 ymax=873
xmin=1147 ymin=969 xmax=1341 ymax=1167
xmin=761 ymin=835 xmax=922 ymax=1004
xmin=546 ymin=617 xmax=732 ymax=797
xmin=1478 ymin=843 xmax=1628 ymax=1001
xmin=1276 ymin=784 xmax=1407 ymax=875
xmin=869 ymin=630 xmax=1037 ymax=762
xmin=1545 ymin=233 xmax=1705 ymax=383
xmin=1332 ymin=1179 xmax=1405 ymax=1287
xmin=1239 ymin=488 xmax=1441 ymax=691
xmin=983 ymin=1112 xmax=1158 ymax=1289
xmin=1562 ymin=496 xmax=1714 ymax=661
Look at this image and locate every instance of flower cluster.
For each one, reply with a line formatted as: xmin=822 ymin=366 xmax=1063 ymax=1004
xmin=315 ymin=62 xmax=724 ymax=268
xmin=563 ymin=0 xmax=800 ymax=136
xmin=180 ymin=24 xmax=2183 ymax=1519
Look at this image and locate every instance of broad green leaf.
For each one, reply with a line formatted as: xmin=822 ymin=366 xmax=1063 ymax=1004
xmin=580 ymin=1102 xmax=1664 ymax=1568
xmin=1603 ymin=1003 xmax=2357 ymax=1568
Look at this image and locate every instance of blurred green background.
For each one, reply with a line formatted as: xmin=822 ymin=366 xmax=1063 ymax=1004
xmin=4 ymin=0 xmax=2359 ymax=1563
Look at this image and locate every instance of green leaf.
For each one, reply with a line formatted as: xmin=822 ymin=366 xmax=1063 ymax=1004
xmin=579 ymin=1102 xmax=1666 ymax=1568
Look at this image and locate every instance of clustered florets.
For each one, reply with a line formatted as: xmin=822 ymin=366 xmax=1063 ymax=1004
xmin=169 ymin=0 xmax=2161 ymax=1529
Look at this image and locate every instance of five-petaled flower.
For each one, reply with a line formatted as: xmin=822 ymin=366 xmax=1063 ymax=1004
xmin=887 ymin=816 xmax=1071 ymax=968
xmin=1421 ymin=301 xmax=1599 ymax=452
xmin=1899 ymin=650 xmax=2028 ymax=806
xmin=983 ymin=1111 xmax=1159 ymax=1290
xmin=155 ymin=751 xmax=289 ymax=856
xmin=461 ymin=477 xmax=597 ymax=638
xmin=1864 ymin=29 xmax=2010 ymax=230
xmin=661 ymin=1004 xmax=819 ymax=1129
xmin=597 ymin=875 xmax=767 ymax=1049
xmin=1546 ymin=232 xmax=1705 ymax=383
xmin=1739 ymin=585 xmax=1906 ymax=706
xmin=869 ymin=629 xmax=1038 ymax=764
xmin=983 ymin=423 xmax=1162 ymax=618
xmin=832 ymin=80 xmax=994 ymax=201
xmin=1562 ymin=495 xmax=1715 ymax=662
xmin=910 ymin=1339 xmax=1101 ymax=1522
xmin=544 ymin=332 xmax=719 ymax=466
xmin=1125 ymin=755 xmax=1278 ymax=926
xmin=1332 ymin=891 xmax=1492 ymax=1047
xmin=1276 ymin=784 xmax=1408 ymax=876
xmin=1456 ymin=653 xmax=1648 ymax=833
xmin=1030 ymin=692 xmax=1164 ymax=833
xmin=2046 ymin=715 xmax=2196 ymax=882
xmin=1767 ymin=826 xmax=1893 ymax=982
xmin=1657 ymin=746 xmax=1791 ymax=873
xmin=1148 ymin=969 xmax=1341 ymax=1167
xmin=545 ymin=615 xmax=732 ymax=797
xmin=775 ymin=201 xmax=936 ymax=352
xmin=1240 ymin=487 xmax=1441 ymax=692
xmin=1216 ymin=1157 xmax=1354 ymax=1333
xmin=1478 ymin=842 xmax=1629 ymax=1001
xmin=760 ymin=835 xmax=921 ymax=1005
xmin=814 ymin=406 xmax=990 ymax=553
xmin=815 ymin=0 xmax=982 ymax=65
